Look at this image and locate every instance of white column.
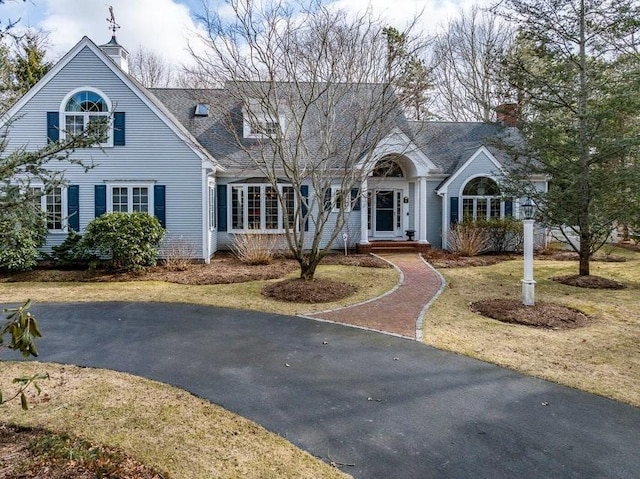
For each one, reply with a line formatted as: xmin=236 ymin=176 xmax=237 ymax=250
xmin=418 ymin=176 xmax=428 ymax=244
xmin=522 ymin=219 xmax=536 ymax=305
xmin=359 ymin=179 xmax=369 ymax=244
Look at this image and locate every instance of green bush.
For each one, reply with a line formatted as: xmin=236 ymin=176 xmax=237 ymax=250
xmin=82 ymin=213 xmax=165 ymax=271
xmin=0 ymin=212 xmax=47 ymax=272
xmin=476 ymin=218 xmax=524 ymax=253
xmin=41 ymin=231 xmax=97 ymax=270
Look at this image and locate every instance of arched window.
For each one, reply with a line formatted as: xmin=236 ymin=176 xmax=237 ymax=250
xmin=373 ymin=158 xmax=404 ymax=177
xmin=461 ymin=177 xmax=510 ymax=220
xmin=61 ymin=89 xmax=111 ymax=145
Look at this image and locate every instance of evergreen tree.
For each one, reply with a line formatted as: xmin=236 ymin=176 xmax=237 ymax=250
xmin=13 ymin=30 xmax=52 ymax=95
xmin=497 ymin=0 xmax=640 ymax=276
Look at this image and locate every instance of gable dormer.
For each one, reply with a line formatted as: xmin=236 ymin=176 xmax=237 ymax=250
xmin=242 ymin=98 xmax=285 ymax=139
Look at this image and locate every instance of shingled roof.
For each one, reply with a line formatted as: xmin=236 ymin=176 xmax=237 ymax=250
xmin=150 ymin=85 xmax=522 ymax=175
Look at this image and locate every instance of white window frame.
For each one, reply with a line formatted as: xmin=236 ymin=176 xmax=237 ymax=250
xmin=242 ymin=102 xmax=285 ymax=139
xmin=459 ymin=175 xmax=510 ymax=221
xmin=31 ymin=185 xmax=67 ymax=233
xmin=229 ymin=184 xmax=295 ymax=233
xmin=327 ymin=186 xmax=360 ymax=213
xmin=208 ymin=180 xmax=216 ymax=231
xmin=59 ymin=87 xmax=113 ymax=147
xmin=106 ymin=183 xmax=154 ymax=214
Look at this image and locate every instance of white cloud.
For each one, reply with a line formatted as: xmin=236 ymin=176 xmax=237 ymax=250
xmin=33 ymin=0 xmax=207 ymax=68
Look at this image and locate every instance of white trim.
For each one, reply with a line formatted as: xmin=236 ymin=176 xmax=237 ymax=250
xmin=31 ymin=184 xmax=68 ymax=233
xmin=0 ymin=36 xmax=219 ymax=171
xmin=228 ymin=183 xmax=294 ymax=233
xmin=436 ymin=146 xmax=504 ymax=196
xmin=59 ymin=87 xmax=113 ymax=147
xmin=105 ymin=182 xmax=154 ymax=214
xmin=357 ymin=127 xmax=438 ymax=176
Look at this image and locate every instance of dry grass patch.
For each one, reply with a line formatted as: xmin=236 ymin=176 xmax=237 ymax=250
xmin=0 ymin=265 xmax=398 ymax=317
xmin=0 ymin=362 xmax=350 ymax=479
xmin=422 ymin=247 xmax=640 ymax=407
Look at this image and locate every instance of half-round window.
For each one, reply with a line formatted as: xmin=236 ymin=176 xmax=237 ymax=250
xmin=461 ymin=177 xmax=509 ymax=220
xmin=65 ymin=90 xmax=109 ymax=113
xmin=61 ymin=89 xmax=111 ymax=146
xmin=463 ymin=177 xmax=500 ymax=196
xmin=373 ymin=158 xmax=404 ymax=177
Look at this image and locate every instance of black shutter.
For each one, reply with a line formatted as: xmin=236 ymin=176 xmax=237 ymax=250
xmin=113 ymin=112 xmax=125 ymax=145
xmin=217 ymin=184 xmax=227 ymax=231
xmin=95 ymin=185 xmax=107 ymax=217
xmin=504 ymin=199 xmax=513 ymax=218
xmin=47 ymin=112 xmax=59 ymax=143
xmin=450 ymin=196 xmax=459 ymax=225
xmin=351 ymin=188 xmax=361 ymax=211
xmin=154 ymin=185 xmax=166 ymax=228
xmin=67 ymin=185 xmax=80 ymax=231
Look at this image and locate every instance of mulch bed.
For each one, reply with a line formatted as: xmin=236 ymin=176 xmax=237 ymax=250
xmin=551 ymin=274 xmax=627 ymax=289
xmin=0 ymin=253 xmax=387 ymax=286
xmin=470 ymin=299 xmax=590 ymax=330
xmin=262 ymin=278 xmax=357 ymax=303
xmin=0 ymin=424 xmax=165 ymax=479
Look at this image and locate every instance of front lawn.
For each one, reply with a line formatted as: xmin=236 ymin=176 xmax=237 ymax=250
xmin=422 ymin=246 xmax=640 ymax=407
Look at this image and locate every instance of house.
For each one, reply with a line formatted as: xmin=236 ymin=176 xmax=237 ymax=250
xmin=1 ymin=35 xmax=547 ymax=262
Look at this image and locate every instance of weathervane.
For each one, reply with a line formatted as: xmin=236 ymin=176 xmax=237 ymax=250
xmin=107 ymin=6 xmax=120 ymax=35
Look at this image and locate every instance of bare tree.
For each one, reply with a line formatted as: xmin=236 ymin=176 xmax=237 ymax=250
xmin=189 ymin=0 xmax=420 ymax=279
xmin=129 ymin=46 xmax=173 ymax=88
xmin=430 ymin=4 xmax=515 ymax=122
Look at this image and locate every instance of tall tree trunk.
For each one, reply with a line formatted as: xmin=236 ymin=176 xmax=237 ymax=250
xmin=577 ymin=0 xmax=591 ymax=277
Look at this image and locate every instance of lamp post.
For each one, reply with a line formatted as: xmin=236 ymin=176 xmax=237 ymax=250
xmin=521 ymin=198 xmax=536 ymax=306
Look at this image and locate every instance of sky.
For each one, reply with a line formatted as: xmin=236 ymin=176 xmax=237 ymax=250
xmin=2 ymin=0 xmax=491 ymax=68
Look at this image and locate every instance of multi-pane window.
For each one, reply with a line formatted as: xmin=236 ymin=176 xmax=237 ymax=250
xmin=231 ymin=186 xmax=244 ymax=230
xmin=30 ymin=186 xmax=64 ymax=231
xmin=110 ymin=186 xmax=149 ymax=214
xmin=282 ymin=187 xmax=295 ymax=229
xmin=63 ymin=90 xmax=110 ymax=145
xmin=230 ymin=184 xmax=296 ymax=231
xmin=461 ymin=177 xmax=511 ymax=221
xmin=208 ymin=184 xmax=216 ymax=230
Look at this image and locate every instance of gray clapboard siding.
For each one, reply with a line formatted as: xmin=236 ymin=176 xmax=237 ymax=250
xmin=5 ymin=46 xmax=206 ymax=258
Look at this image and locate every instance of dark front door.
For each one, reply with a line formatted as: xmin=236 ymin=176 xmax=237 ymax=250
xmin=375 ymin=190 xmax=395 ymax=232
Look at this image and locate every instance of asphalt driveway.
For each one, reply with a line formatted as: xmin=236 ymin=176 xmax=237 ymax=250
xmin=4 ymin=302 xmax=639 ymax=479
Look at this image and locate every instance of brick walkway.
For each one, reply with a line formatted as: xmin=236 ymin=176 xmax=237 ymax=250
xmin=307 ymin=253 xmax=445 ymax=339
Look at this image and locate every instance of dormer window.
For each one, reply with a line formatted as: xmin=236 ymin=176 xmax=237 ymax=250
xmin=60 ymin=88 xmax=112 ymax=146
xmin=249 ymin=120 xmax=281 ymax=137
xmin=242 ymin=99 xmax=285 ymax=139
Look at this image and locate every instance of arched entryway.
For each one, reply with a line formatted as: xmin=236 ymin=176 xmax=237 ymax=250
xmin=368 ymin=156 xmax=408 ymax=238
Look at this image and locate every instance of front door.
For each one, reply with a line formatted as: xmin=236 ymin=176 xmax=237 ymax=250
xmin=374 ymin=189 xmax=401 ymax=237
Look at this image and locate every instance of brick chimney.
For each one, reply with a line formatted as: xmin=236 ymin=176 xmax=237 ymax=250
xmin=496 ymin=103 xmax=518 ymax=127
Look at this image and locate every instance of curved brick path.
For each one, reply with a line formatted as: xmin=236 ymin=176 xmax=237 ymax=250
xmin=307 ymin=253 xmax=445 ymax=339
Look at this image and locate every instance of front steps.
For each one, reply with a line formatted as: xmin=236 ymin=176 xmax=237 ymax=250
xmin=356 ymin=241 xmax=431 ymax=254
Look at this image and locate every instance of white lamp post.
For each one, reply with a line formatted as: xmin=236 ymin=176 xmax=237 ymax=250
xmin=521 ymin=198 xmax=536 ymax=306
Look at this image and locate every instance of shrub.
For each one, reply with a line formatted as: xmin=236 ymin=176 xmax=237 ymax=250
xmin=82 ymin=213 xmax=165 ymax=270
xmin=0 ymin=213 xmax=47 ymax=272
xmin=448 ymin=221 xmax=491 ymax=256
xmin=160 ymin=236 xmax=196 ymax=271
xmin=231 ymin=233 xmax=277 ymax=265
xmin=476 ymin=218 xmax=524 ymax=253
xmin=41 ymin=231 xmax=97 ymax=270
